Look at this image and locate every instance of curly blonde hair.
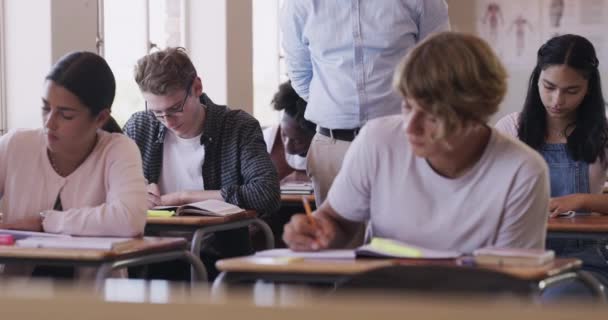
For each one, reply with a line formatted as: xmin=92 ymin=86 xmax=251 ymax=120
xmin=394 ymin=32 xmax=507 ymax=140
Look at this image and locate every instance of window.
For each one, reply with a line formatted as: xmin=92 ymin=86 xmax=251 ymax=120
xmin=0 ymin=0 xmax=7 ymax=135
xmin=252 ymin=0 xmax=285 ymax=128
xmin=100 ymin=0 xmax=186 ymax=126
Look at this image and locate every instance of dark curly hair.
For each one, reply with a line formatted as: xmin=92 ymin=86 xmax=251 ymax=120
xmin=271 ymin=81 xmax=316 ymax=133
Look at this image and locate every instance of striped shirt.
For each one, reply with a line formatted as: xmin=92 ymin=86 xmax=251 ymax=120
xmin=124 ymin=93 xmax=280 ymax=257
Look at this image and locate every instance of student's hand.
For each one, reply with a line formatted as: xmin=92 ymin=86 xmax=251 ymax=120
xmin=160 ymin=192 xmax=184 ymax=206
xmin=283 ymin=213 xmax=337 ymax=251
xmin=0 ymin=216 xmax=43 ymax=232
xmin=147 ymin=183 xmax=161 ymax=209
xmin=549 ymin=194 xmax=584 ymax=218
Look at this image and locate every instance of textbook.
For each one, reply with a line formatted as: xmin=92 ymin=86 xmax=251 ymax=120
xmin=472 ymin=247 xmax=555 ymax=267
xmin=254 ymin=238 xmax=462 ymax=260
xmin=15 ymin=236 xmax=134 ymax=250
xmin=280 ymin=182 xmax=314 ymax=194
xmin=150 ymin=199 xmax=244 ymax=217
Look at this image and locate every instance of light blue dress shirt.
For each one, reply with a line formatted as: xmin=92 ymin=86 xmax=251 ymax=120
xmin=280 ymin=0 xmax=450 ymax=129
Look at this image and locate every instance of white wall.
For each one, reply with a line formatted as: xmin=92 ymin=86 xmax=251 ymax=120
xmin=4 ymin=0 xmax=52 ymax=129
xmin=187 ymin=0 xmax=253 ymax=114
xmin=51 ymin=0 xmax=97 ymax=61
xmin=188 ymin=0 xmax=228 ymax=106
xmin=0 ymin=0 xmax=7 ymax=134
xmin=4 ymin=0 xmax=97 ymax=129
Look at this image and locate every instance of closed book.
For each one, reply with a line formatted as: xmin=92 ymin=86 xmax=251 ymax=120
xmin=473 ymin=247 xmax=555 ymax=266
xmin=280 ymin=182 xmax=313 ymax=194
xmin=356 ymin=238 xmax=462 ymax=259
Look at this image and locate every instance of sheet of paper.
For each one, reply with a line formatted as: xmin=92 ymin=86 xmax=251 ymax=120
xmin=255 ymin=248 xmax=356 ymax=259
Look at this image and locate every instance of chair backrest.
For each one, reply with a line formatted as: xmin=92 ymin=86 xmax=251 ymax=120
xmin=335 ymin=265 xmax=537 ymax=297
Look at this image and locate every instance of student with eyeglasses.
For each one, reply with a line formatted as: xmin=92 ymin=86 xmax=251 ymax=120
xmin=123 ymin=47 xmax=280 ymax=280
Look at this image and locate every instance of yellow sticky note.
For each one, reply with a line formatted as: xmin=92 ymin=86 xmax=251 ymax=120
xmin=147 ymin=210 xmax=175 ymax=217
xmin=273 ymin=257 xmax=304 ymax=264
xmin=369 ymin=238 xmax=422 ymax=258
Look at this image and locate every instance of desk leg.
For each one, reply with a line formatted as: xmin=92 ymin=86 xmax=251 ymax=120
xmin=211 ymin=271 xmax=229 ymax=296
xmin=189 ymin=218 xmax=276 ymax=281
xmin=94 ymin=250 xmax=208 ymax=290
xmin=540 ymin=271 xmax=607 ymax=303
xmin=251 ymin=218 xmax=275 ymax=250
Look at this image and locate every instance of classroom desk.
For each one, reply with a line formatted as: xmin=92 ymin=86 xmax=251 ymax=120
xmin=547 ymin=213 xmax=608 ymax=241
xmin=213 ymin=256 xmax=583 ymax=291
xmin=280 ymin=193 xmax=315 ymax=205
xmin=145 ymin=210 xmax=275 ymax=279
xmin=0 ymin=237 xmax=206 ymax=287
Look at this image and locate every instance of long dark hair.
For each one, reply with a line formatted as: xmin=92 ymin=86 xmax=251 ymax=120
xmin=518 ymin=34 xmax=607 ymax=163
xmin=46 ymin=51 xmax=122 ymax=133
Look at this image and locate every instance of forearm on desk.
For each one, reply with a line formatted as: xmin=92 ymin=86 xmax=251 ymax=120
xmin=176 ymin=190 xmax=223 ymax=204
xmin=579 ymin=193 xmax=608 ymax=214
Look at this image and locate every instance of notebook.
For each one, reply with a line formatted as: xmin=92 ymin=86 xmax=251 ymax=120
xmin=255 ymin=248 xmax=356 ymax=259
xmin=0 ymin=229 xmax=71 ymax=241
xmin=356 ymin=238 xmax=462 ymax=259
xmin=150 ymin=199 xmax=244 ymax=217
xmin=472 ymin=247 xmax=555 ymax=267
xmin=280 ymin=182 xmax=314 ymax=195
xmin=15 ymin=236 xmax=134 ymax=250
xmin=254 ymin=238 xmax=462 ymax=260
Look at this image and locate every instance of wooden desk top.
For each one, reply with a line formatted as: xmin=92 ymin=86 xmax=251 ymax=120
xmin=280 ymin=194 xmax=315 ymax=204
xmin=547 ymin=213 xmax=608 ymax=233
xmin=392 ymin=258 xmax=582 ymax=280
xmin=216 ymin=256 xmax=581 ymax=281
xmin=146 ymin=210 xmax=256 ymax=226
xmin=0 ymin=237 xmax=186 ymax=262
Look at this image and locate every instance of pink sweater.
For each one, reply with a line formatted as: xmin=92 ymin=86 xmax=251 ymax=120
xmin=0 ymin=129 xmax=147 ymax=236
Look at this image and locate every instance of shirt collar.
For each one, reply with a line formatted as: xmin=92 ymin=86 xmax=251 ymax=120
xmin=154 ymin=93 xmax=220 ymax=146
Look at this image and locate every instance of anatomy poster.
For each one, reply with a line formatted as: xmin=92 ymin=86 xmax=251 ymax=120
xmin=477 ymin=0 xmax=543 ymax=68
xmin=540 ymin=0 xmax=608 ymax=63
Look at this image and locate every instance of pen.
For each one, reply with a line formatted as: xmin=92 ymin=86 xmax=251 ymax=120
xmin=301 ymin=195 xmax=317 ymax=228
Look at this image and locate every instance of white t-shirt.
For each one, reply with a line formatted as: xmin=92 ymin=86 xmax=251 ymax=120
xmin=159 ymin=130 xmax=205 ymax=194
xmin=262 ymin=125 xmax=307 ymax=171
xmin=495 ymin=112 xmax=608 ymax=194
xmin=327 ymin=115 xmax=550 ymax=252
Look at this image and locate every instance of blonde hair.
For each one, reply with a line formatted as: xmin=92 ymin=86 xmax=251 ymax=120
xmin=134 ymin=47 xmax=197 ymax=95
xmin=394 ymin=32 xmax=507 ymax=140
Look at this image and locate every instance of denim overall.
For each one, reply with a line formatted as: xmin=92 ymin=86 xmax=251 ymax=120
xmin=541 ymin=144 xmax=608 ymax=282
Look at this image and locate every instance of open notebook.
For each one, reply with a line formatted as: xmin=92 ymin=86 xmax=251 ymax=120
xmin=473 ymin=247 xmax=555 ymax=267
xmin=255 ymin=238 xmax=462 ymax=260
xmin=149 ymin=199 xmax=244 ymax=217
xmin=15 ymin=236 xmax=134 ymax=250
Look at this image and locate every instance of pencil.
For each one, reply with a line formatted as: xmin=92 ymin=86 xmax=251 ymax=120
xmin=301 ymin=195 xmax=317 ymax=228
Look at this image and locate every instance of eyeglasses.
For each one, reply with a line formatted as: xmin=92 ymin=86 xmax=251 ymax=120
xmin=145 ymin=79 xmax=194 ymax=120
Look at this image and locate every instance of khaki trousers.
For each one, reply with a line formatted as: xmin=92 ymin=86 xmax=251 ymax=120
xmin=306 ymin=133 xmax=352 ymax=207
